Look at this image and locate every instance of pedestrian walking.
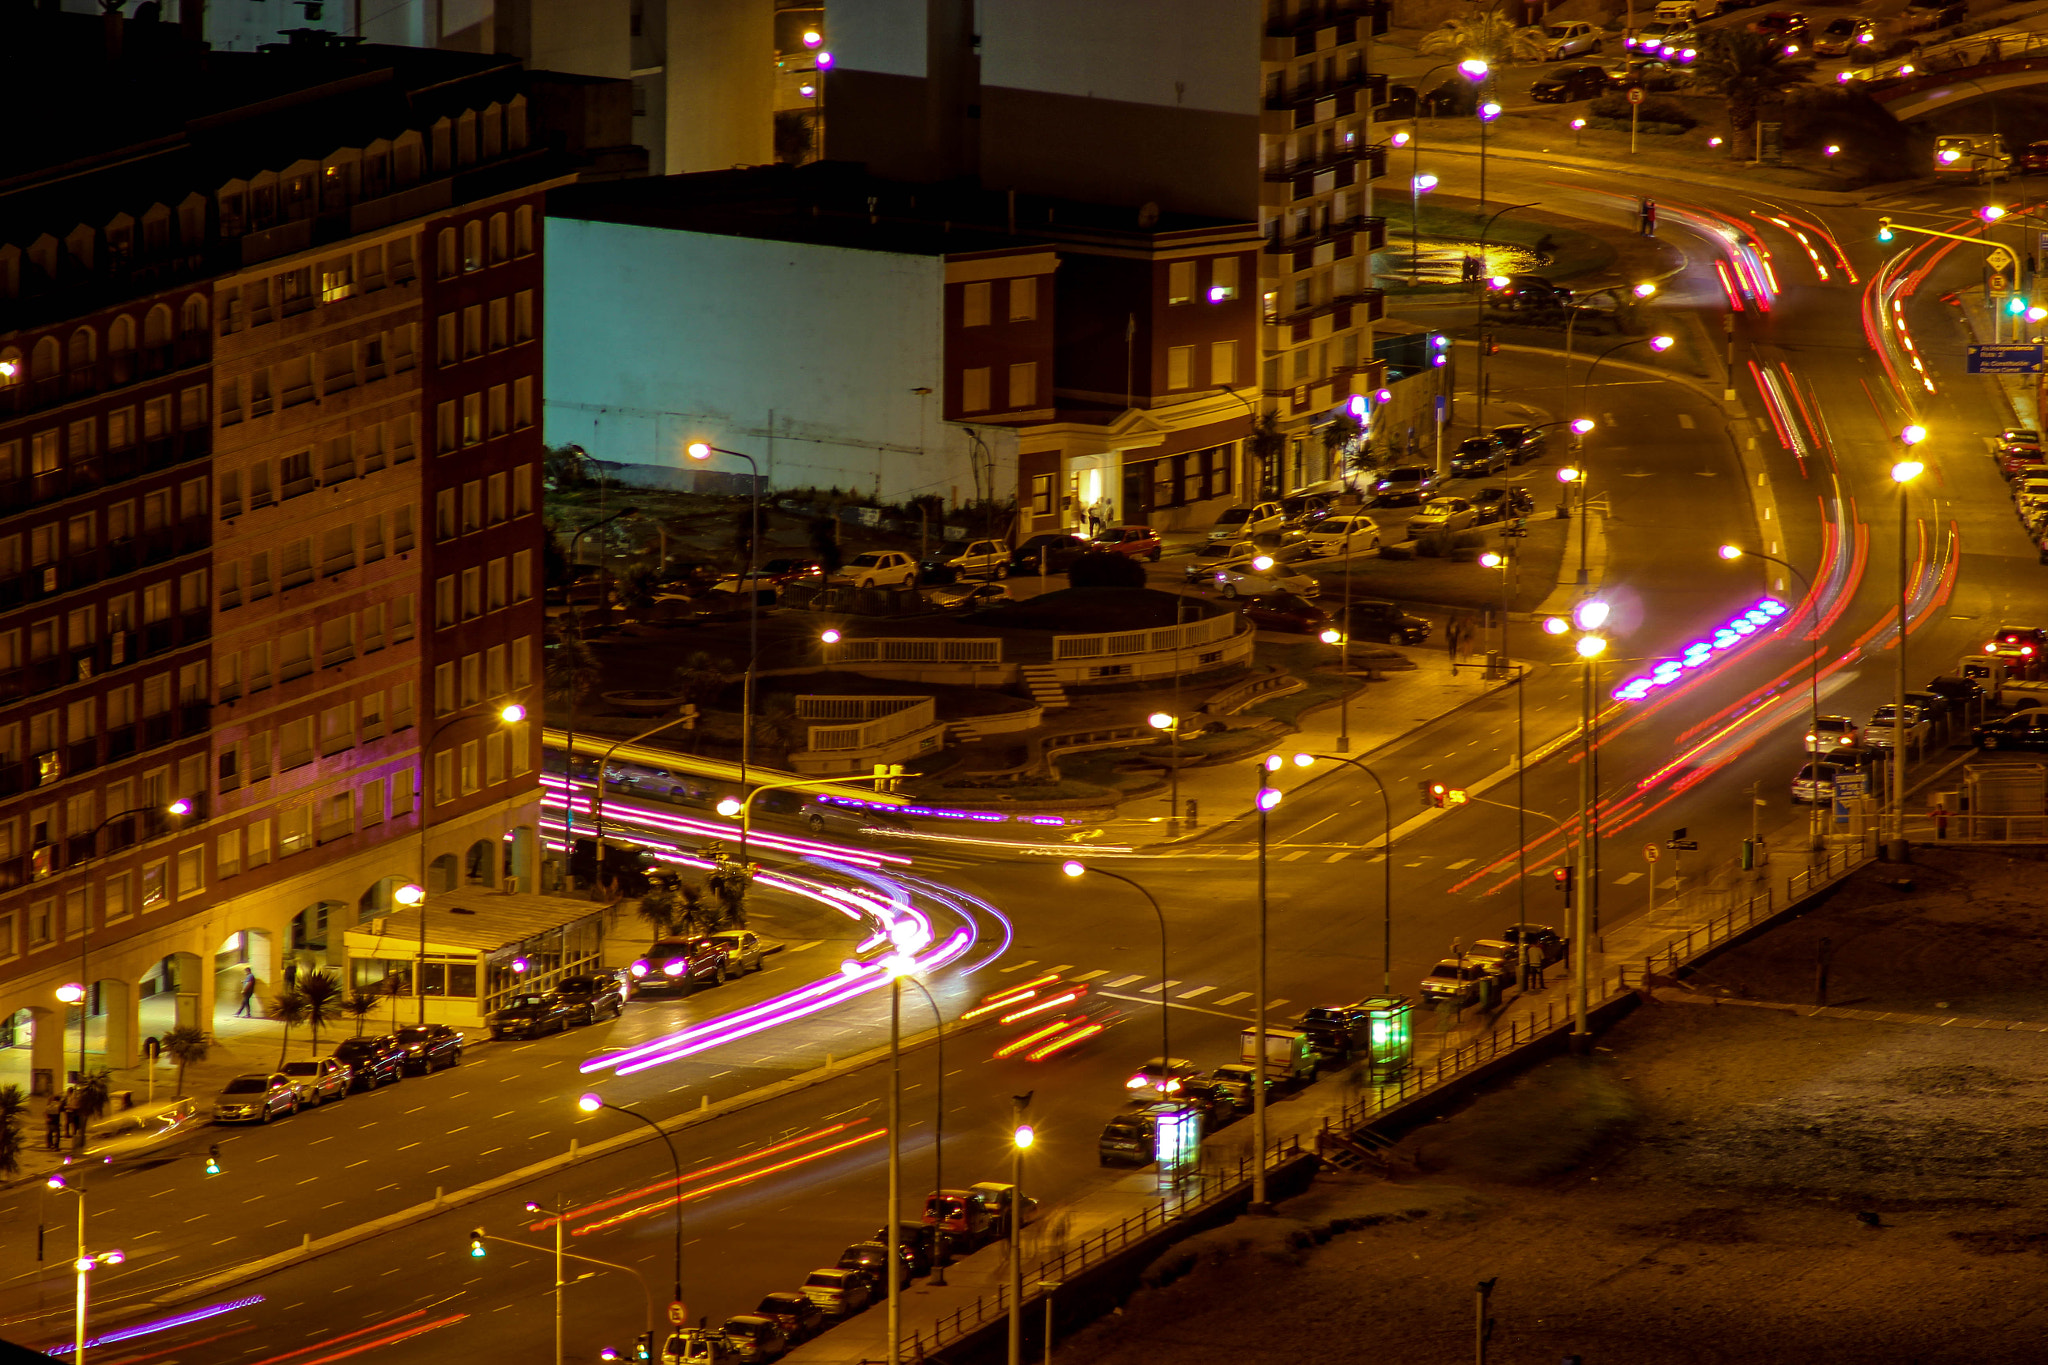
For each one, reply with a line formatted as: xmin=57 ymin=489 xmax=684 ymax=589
xmin=1639 ymin=197 xmax=1657 ymax=237
xmin=60 ymin=1086 xmax=80 ymax=1140
xmin=283 ymin=956 xmax=298 ymax=991
xmin=235 ymin=967 xmax=257 ymax=1017
xmin=44 ymin=1094 xmax=62 ymax=1150
xmin=1988 ymin=35 xmax=2003 ymax=61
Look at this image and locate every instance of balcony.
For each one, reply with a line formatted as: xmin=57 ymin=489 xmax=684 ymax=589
xmin=1277 ymin=288 xmax=1387 ymax=339
xmin=1265 ymin=0 xmax=1387 ymax=43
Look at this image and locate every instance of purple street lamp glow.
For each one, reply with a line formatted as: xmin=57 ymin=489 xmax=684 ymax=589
xmin=1610 ymin=598 xmax=1789 ymax=701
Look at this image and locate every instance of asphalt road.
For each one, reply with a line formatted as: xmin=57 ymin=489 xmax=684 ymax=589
xmin=9 ymin=159 xmax=2048 ymax=1362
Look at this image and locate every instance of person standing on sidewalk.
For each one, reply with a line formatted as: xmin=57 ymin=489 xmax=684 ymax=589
xmin=235 ymin=967 xmax=257 ymax=1017
xmin=1639 ymin=197 xmax=1657 ymax=237
xmin=44 ymin=1094 xmax=62 ymax=1150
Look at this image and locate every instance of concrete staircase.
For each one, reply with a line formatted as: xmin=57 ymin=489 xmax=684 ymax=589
xmin=1021 ymin=665 xmax=1068 ymax=710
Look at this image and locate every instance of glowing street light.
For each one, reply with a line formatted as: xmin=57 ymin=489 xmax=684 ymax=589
xmin=1898 ymin=425 xmax=1927 ymax=448
xmin=1570 ymin=418 xmax=1596 ymax=434
xmin=1633 ymin=282 xmax=1658 ymax=298
xmin=1647 ymin=334 xmax=1675 ymax=351
xmin=1459 ymin=58 xmax=1490 ymax=78
xmin=1541 ymin=616 xmax=1570 ymax=636
xmin=1718 ymin=544 xmax=1744 ymax=561
xmin=1572 ymin=598 xmax=1610 ymax=631
xmin=1575 ymin=634 xmax=1607 ymax=659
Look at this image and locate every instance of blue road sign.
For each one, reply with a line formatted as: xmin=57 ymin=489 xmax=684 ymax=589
xmin=1967 ymin=344 xmax=2044 ymax=374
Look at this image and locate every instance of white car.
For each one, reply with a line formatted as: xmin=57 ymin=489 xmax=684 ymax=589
xmin=1863 ymin=704 xmax=1930 ymax=750
xmin=1206 ymin=501 xmax=1288 ymax=543
xmin=1300 ymin=514 xmax=1383 ymax=558
xmin=2019 ymin=479 xmax=2048 ymax=519
xmin=1539 ymin=19 xmax=1604 ymax=57
xmin=1214 ymin=555 xmax=1319 ymax=599
xmin=836 ymin=551 xmax=918 ymax=590
xmin=937 ymin=539 xmax=1011 ymax=578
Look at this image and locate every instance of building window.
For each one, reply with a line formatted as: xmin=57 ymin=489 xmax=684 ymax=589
xmin=460 ymin=739 xmax=480 ymax=795
xmin=460 ymin=651 xmax=481 ymax=704
xmin=512 ymin=377 xmax=534 ymax=429
xmin=462 ymin=220 xmax=484 ymax=271
xmin=1167 ymin=346 xmax=1193 ymax=391
xmin=1007 ymin=362 xmax=1037 ymax=408
xmin=436 ymin=490 xmax=457 ymax=540
xmin=434 ymin=661 xmax=455 ymax=715
xmin=141 ymin=861 xmax=167 ymax=909
xmin=360 ymin=778 xmax=386 ymax=827
xmin=1169 ymin=261 xmax=1196 ymax=305
xmin=436 ymin=228 xmax=458 ymax=278
xmin=437 ymin=314 xmax=457 ymax=365
xmin=1210 ymin=256 xmax=1240 ymax=302
xmin=1009 ymin=277 xmax=1038 ymax=322
xmin=486 ymin=731 xmax=506 ymax=785
xmin=463 ymin=480 xmax=481 ymax=532
xmin=1211 ymin=341 xmax=1238 ymax=387
xmin=962 ymin=281 xmax=991 ymax=327
xmin=1031 ymin=474 xmax=1054 ymax=517
xmin=461 ymin=567 xmax=482 ymax=619
xmin=247 ymin=818 xmax=272 ymax=868
xmin=392 ymin=766 xmax=415 ymax=816
xmin=488 ymin=558 xmax=507 ymax=611
xmin=514 ymin=290 xmax=533 ymax=343
xmin=961 ymin=367 xmax=989 ymax=413
xmin=279 ymin=805 xmax=311 ymax=856
xmin=488 ymin=297 xmax=508 ymax=350
xmin=462 ymin=305 xmax=482 ymax=358
xmin=436 ymin=400 xmax=456 ymax=452
xmin=462 ymin=393 xmax=482 ymax=445
xmin=487 ymin=384 xmax=507 ymax=437
xmin=433 ymin=749 xmax=453 ymax=804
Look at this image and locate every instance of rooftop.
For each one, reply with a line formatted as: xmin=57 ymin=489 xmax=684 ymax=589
xmin=345 ymin=891 xmax=605 ymax=959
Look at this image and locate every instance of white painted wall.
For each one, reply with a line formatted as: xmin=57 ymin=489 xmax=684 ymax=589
xmin=544 ymin=216 xmax=1015 ymax=505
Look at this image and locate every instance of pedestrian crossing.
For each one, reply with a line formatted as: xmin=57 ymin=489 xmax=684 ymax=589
xmin=981 ymin=957 xmax=1287 ymax=1018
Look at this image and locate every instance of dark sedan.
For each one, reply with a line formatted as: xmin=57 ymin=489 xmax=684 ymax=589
xmin=332 ymin=1034 xmax=405 ymax=1089
xmin=1493 ymin=424 xmax=1549 ymax=463
xmin=392 ymin=1023 xmax=463 ymax=1073
xmin=550 ymin=972 xmax=628 ymax=1024
xmin=1974 ymin=712 xmax=2048 ymax=751
xmin=1449 ymin=437 xmax=1509 ymax=478
xmin=1010 ymin=534 xmax=1091 ymax=575
xmin=1471 ymin=486 xmax=1535 ymax=525
xmin=1530 ymin=64 xmax=1609 ymax=102
xmin=487 ymin=992 xmax=573 ymax=1040
xmin=1240 ymin=591 xmax=1332 ymax=634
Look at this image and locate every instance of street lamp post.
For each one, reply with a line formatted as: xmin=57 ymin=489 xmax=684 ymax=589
xmin=58 ymin=799 xmax=191 ymax=1096
xmin=399 ymin=702 xmax=527 ymax=1020
xmin=589 ymin=709 xmax=700 ymax=897
xmin=717 ymin=774 xmax=835 ymax=865
xmin=894 ymin=971 xmax=948 ymax=1284
xmin=561 ymin=505 xmax=640 ymax=874
xmin=1007 ymin=1097 xmax=1034 ymax=1365
xmin=1566 ymin=601 xmax=1609 ymax=1047
xmin=1567 ymin=335 xmax=1673 ymax=583
xmin=1718 ymin=545 xmax=1824 ymax=854
xmin=1285 ymin=756 xmax=1394 ymax=991
xmin=1480 ymin=550 xmax=1531 ymax=985
xmin=45 ymin=1179 xmax=122 ymax=1364
xmin=685 ymin=442 xmax=763 ymax=787
xmin=1471 ymin=200 xmax=1538 ymax=432
xmin=1251 ymin=760 xmax=1284 ymax=1212
xmin=1890 ymin=436 xmax=1926 ymax=860
xmin=1060 ymin=863 xmax=1170 ymax=1062
xmin=1476 ymin=95 xmax=1502 ymax=209
xmin=576 ymin=1094 xmax=685 ymax=1316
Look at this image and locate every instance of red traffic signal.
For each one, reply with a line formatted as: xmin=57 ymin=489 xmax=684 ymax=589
xmin=1551 ymin=866 xmax=1573 ymax=907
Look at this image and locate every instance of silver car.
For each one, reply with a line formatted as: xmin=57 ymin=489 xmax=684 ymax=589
xmin=212 ymin=1072 xmax=300 ymax=1125
xmin=708 ymin=929 xmax=767 ymax=974
xmin=1213 ymin=555 xmax=1319 ymax=599
xmin=281 ymin=1057 xmax=352 ymax=1106
xmin=1407 ymin=497 xmax=1479 ymax=537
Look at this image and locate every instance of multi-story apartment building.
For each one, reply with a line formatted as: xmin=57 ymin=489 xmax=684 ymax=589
xmin=0 ymin=11 xmax=638 ymax=1095
xmin=544 ymin=166 xmax=1260 ymax=533
xmin=826 ymin=0 xmax=1390 ymax=514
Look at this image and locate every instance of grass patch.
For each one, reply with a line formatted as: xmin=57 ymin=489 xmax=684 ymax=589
xmin=1374 ymin=203 xmax=1616 ymax=293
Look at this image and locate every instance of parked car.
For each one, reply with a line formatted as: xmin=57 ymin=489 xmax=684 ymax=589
xmin=631 ymin=937 xmax=732 ymax=994
xmin=211 ymin=1072 xmax=300 ymax=1125
xmin=1902 ymin=0 xmax=1966 ymax=31
xmin=1805 ymin=713 xmax=1860 ymax=752
xmin=1338 ymin=600 xmax=1432 ymax=645
xmin=332 ymin=1035 xmax=405 ymax=1089
xmin=1628 ymin=18 xmax=1685 ymax=49
xmin=1538 ymin=20 xmax=1604 ymax=58
xmin=1407 ymin=497 xmax=1480 ymax=537
xmin=549 ymin=972 xmax=628 ymax=1024
xmin=753 ymin=1292 xmax=826 ymax=1344
xmin=1279 ymin=494 xmax=1333 ymax=528
xmin=1813 ymin=16 xmax=1875 ymax=55
xmin=1011 ymin=533 xmax=1092 ymax=574
xmin=1984 ymin=626 xmax=2048 ymax=662
xmin=874 ymin=1222 xmax=939 ymax=1276
xmin=1240 ymin=592 xmax=1333 ymax=634
xmin=1206 ymin=1062 xmax=1279 ymax=1108
xmin=1903 ymin=688 xmax=1952 ymax=722
xmin=280 ymin=1057 xmax=352 ymax=1106
xmin=1299 ymin=513 xmax=1383 ymax=557
xmin=1864 ymin=703 xmax=1930 ymax=750
xmin=393 ymin=1023 xmax=463 ymax=1072
xmin=707 ymin=929 xmax=766 ymax=974
xmin=1497 ymin=922 xmax=1570 ymax=967
xmin=1214 ymin=555 xmax=1319 ymax=598
xmin=1208 ymin=502 xmax=1289 ymax=542
xmin=1530 ymin=64 xmax=1608 ymax=102
xmin=1371 ymin=465 xmax=1437 ymax=506
xmin=799 ymin=1268 xmax=874 ymax=1318
xmin=718 ymin=1316 xmax=789 ymax=1365
xmin=1450 ymin=437 xmax=1510 ymax=478
xmin=1749 ymin=10 xmax=1809 ymax=42
xmin=2002 ymin=428 xmax=2042 ymax=449
xmin=1925 ymin=674 xmax=1986 ymax=710
xmin=928 ymin=580 xmax=1012 ymax=611
xmin=1471 ymin=486 xmax=1535 ymax=525
xmin=1091 ymin=525 xmax=1162 ymax=560
xmin=1098 ymin=1101 xmax=1191 ymax=1167
xmin=1791 ymin=747 xmax=1885 ymax=801
xmin=1974 ymin=710 xmax=2048 ymax=750
xmin=837 ymin=1241 xmax=913 ymax=1291
xmin=1127 ymin=1056 xmax=1206 ymax=1097
xmin=487 ymin=992 xmax=573 ymax=1041
xmin=1489 ymin=274 xmax=1575 ymax=310
xmin=757 ymin=557 xmax=823 ymax=587
xmin=835 ymin=550 xmax=918 ymax=590
xmin=2019 ymin=479 xmax=2048 ymax=518
xmin=1296 ymin=1004 xmax=1374 ymax=1063
xmin=1603 ymin=56 xmax=1693 ymax=89
xmin=1492 ymin=424 xmax=1549 ymax=463
xmin=924 ymin=538 xmax=1011 ymax=579
xmin=663 ymin=1329 xmax=745 ymax=1365
xmin=1419 ymin=958 xmax=1502 ymax=1008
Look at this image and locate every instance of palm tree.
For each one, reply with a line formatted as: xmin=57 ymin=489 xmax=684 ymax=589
xmin=297 ymin=969 xmax=347 ymax=1055
xmin=1418 ymin=8 xmax=1548 ymax=66
xmin=266 ymin=990 xmax=310 ymax=1068
xmin=638 ymin=881 xmax=679 ymax=939
xmin=1321 ymin=411 xmax=1364 ymax=486
xmin=0 ymin=1085 xmax=25 ymax=1177
xmin=1248 ymin=412 xmax=1286 ymax=499
xmin=544 ymin=637 xmax=602 ymax=708
xmin=162 ymin=1025 xmax=209 ymax=1098
xmin=1693 ymin=29 xmax=1816 ymax=138
xmin=339 ymin=989 xmax=383 ymax=1038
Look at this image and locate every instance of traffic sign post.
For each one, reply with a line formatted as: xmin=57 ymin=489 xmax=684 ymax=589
xmin=1967 ymin=343 xmax=2045 ymax=374
xmin=1644 ymin=842 xmax=1660 ymax=917
xmin=669 ymin=1301 xmax=688 ymax=1327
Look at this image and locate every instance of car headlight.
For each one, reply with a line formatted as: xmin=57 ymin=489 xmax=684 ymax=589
xmin=630 ymin=961 xmax=648 ymax=978
xmin=663 ymin=960 xmax=686 ymax=976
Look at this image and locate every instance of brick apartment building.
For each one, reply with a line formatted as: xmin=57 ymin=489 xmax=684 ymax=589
xmin=0 ymin=10 xmax=638 ymax=1094
xmin=545 ymin=165 xmax=1261 ymax=533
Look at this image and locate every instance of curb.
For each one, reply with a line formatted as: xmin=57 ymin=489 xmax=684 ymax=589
xmin=139 ymin=1019 xmax=947 ymax=1313
xmin=1418 ymin=137 xmax=1872 ymax=207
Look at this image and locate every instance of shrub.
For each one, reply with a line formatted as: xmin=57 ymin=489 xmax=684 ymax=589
xmin=1588 ymin=92 xmax=1697 ymax=129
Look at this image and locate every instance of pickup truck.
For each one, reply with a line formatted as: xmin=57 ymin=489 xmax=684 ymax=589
xmin=1296 ymin=1004 xmax=1373 ymax=1063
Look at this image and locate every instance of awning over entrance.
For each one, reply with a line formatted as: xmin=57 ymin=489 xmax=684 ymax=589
xmin=343 ymin=890 xmax=610 ymax=1028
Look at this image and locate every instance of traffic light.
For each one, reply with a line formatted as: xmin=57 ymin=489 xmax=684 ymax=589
xmin=1877 ymin=218 xmax=1894 ymax=243
xmin=635 ymin=1331 xmax=655 ymax=1361
xmin=1552 ymin=866 xmax=1573 ymax=907
xmin=204 ymin=1144 xmax=222 ymax=1176
xmin=1426 ymin=781 xmax=1449 ymax=809
xmin=469 ymin=1230 xmax=488 ymax=1258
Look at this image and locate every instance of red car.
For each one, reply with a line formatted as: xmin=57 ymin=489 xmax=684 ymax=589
xmin=1094 ymin=526 xmax=1162 ymax=561
xmin=1999 ymin=449 xmax=2045 ymax=480
xmin=1239 ymin=591 xmax=1332 ymax=634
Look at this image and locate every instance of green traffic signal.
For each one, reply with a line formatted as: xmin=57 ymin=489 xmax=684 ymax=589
xmin=205 ymin=1145 xmax=222 ymax=1176
xmin=2009 ymin=296 xmax=2028 ymax=315
xmin=469 ymin=1231 xmax=488 ymax=1258
xmin=1877 ymin=224 xmax=1894 ymax=243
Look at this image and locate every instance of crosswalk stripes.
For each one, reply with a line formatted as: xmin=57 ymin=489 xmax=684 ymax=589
xmin=1176 ymin=985 xmax=1214 ymax=999
xmin=1235 ymin=851 xmax=1259 ymax=861
xmin=1266 ymin=999 xmax=1289 ymax=1011
xmin=1324 ymin=851 xmax=1351 ymax=863
xmin=792 ymin=940 xmax=823 ymax=952
xmin=1047 ymin=964 xmax=1074 ymax=974
xmin=1140 ymin=980 xmax=1181 ymax=995
xmin=1281 ymin=851 xmax=1309 ymax=862
xmin=1069 ymin=969 xmax=1108 ymax=981
xmin=1213 ymin=992 xmax=1251 ymax=1006
xmin=997 ymin=959 xmax=1038 ymax=973
xmin=1104 ymin=974 xmax=1145 ymax=988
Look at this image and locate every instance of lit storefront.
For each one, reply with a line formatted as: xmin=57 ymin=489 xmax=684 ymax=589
xmin=342 ymin=891 xmax=608 ymax=1029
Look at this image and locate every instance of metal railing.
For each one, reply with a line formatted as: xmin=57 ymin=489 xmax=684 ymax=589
xmin=1052 ymin=612 xmax=1238 ymax=661
xmin=830 ymin=637 xmax=1003 ymax=665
